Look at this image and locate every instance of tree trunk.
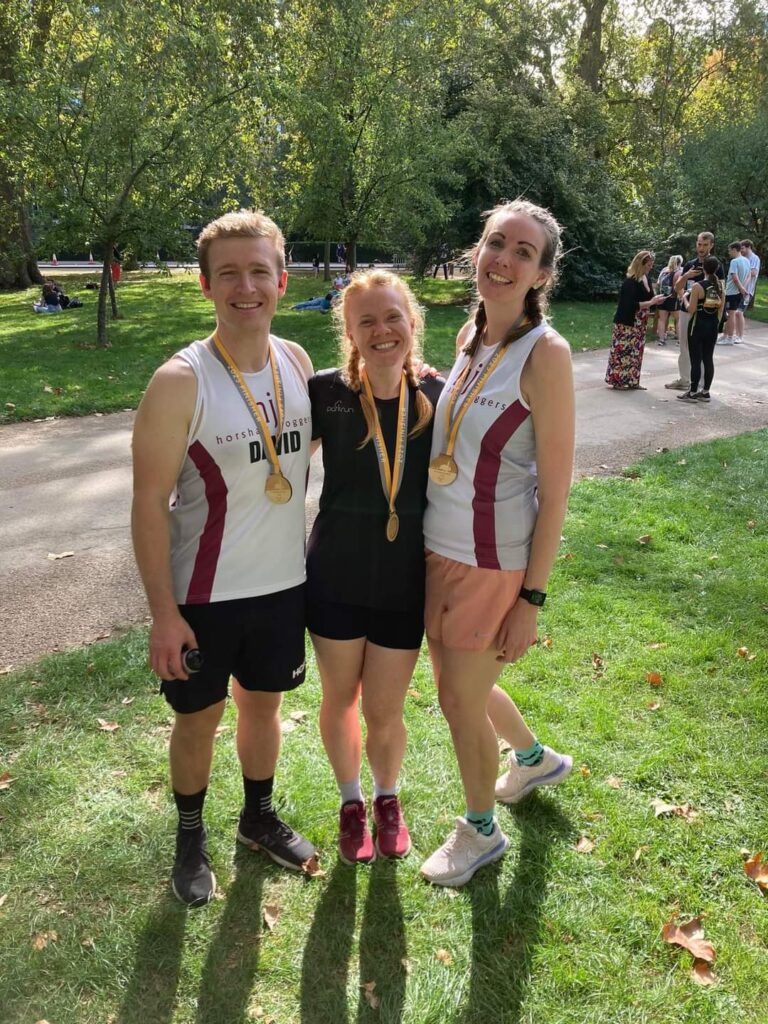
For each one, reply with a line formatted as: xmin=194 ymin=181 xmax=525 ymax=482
xmin=107 ymin=267 xmax=119 ymax=318
xmin=576 ymin=0 xmax=608 ymax=93
xmin=0 ymin=166 xmax=43 ymax=290
xmin=323 ymin=239 xmax=331 ymax=281
xmin=347 ymin=240 xmax=357 ymax=273
xmin=97 ymin=246 xmax=115 ymax=347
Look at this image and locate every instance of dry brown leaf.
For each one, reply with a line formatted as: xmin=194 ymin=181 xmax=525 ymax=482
xmin=0 ymin=666 xmax=13 ymax=675
xmin=82 ymin=936 xmax=96 ymax=949
xmin=43 ymin=385 xmax=54 ymax=393
xmin=541 ymin=636 xmax=553 ymax=648
xmin=606 ymin=776 xmax=623 ymax=789
xmin=0 ymin=894 xmax=7 ymax=908
xmin=647 ymin=700 xmax=661 ymax=710
xmin=692 ymin=961 xmax=718 ymax=986
xmin=32 ymin=930 xmax=58 ymax=951
xmin=647 ymin=642 xmax=667 ymax=650
xmin=280 ymin=719 xmax=298 ymax=733
xmin=111 ymin=770 xmax=128 ymax=778
xmin=0 ymin=772 xmax=15 ymax=790
xmin=580 ymin=764 xmax=591 ymax=778
xmin=97 ymin=719 xmax=119 ymax=732
xmin=407 ymin=688 xmax=421 ymax=698
xmin=747 ymin=653 xmax=757 ymax=661
xmin=662 ymin=916 xmax=715 ymax=963
xmin=744 ymin=852 xmax=768 ymax=892
xmin=676 ymin=458 xmax=687 ymax=465
xmin=746 ymin=520 xmax=756 ymax=529
xmin=633 ymin=846 xmax=648 ymax=863
xmin=637 ymin=534 xmax=652 ymax=545
xmin=591 ymin=653 xmax=603 ymax=670
xmin=400 ymin=957 xmax=412 ymax=974
xmin=121 ymin=696 xmax=135 ymax=705
xmin=289 ymin=710 xmax=307 ymax=722
xmin=301 ymin=855 xmax=326 ymax=878
xmin=596 ymin=543 xmax=609 ymax=549
xmin=34 ymin=1020 xmax=52 ymax=1024
xmin=47 ymin=551 xmax=74 ymax=560
xmin=435 ymin=948 xmax=453 ymax=965
xmin=575 ymin=836 xmax=595 ymax=854
xmin=651 ymin=799 xmax=698 ymax=820
xmin=561 ymin=551 xmax=574 ymax=560
xmin=361 ymin=981 xmax=380 ymax=1009
xmin=736 ymin=646 xmax=749 ymax=657
xmin=646 ymin=671 xmax=663 ymax=687
xmin=263 ymin=904 xmax=281 ymax=931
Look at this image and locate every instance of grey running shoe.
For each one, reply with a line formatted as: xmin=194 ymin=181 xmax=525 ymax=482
xmin=237 ymin=810 xmax=316 ymax=871
xmin=664 ymin=379 xmax=689 ymax=390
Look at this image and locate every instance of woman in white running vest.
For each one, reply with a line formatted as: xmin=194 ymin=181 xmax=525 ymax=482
xmin=419 ymin=200 xmax=576 ymax=887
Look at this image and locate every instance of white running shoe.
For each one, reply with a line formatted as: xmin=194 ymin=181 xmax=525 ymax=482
xmin=733 ymin=336 xmax=743 ymax=344
xmin=495 ymin=746 xmax=573 ymax=804
xmin=716 ymin=337 xmax=734 ymax=345
xmin=420 ymin=817 xmax=508 ymax=887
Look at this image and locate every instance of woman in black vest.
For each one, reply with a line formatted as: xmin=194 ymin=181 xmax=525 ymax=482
xmin=677 ymin=256 xmax=725 ymax=403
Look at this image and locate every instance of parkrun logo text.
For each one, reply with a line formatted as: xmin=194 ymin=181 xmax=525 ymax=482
xmin=249 ymin=431 xmax=302 ymax=463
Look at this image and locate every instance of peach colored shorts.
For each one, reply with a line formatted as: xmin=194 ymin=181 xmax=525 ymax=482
xmin=424 ymin=550 xmax=526 ymax=652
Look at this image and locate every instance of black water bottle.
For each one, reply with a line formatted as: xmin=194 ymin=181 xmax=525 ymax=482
xmin=181 ymin=647 xmax=204 ymax=674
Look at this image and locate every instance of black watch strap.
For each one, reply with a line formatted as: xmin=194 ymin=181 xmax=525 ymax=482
xmin=519 ymin=587 xmax=546 ymax=607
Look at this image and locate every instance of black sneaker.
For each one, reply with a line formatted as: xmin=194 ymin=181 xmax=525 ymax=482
xmin=172 ymin=827 xmax=216 ymax=907
xmin=676 ymin=391 xmax=698 ymax=401
xmin=237 ymin=810 xmax=316 ymax=871
xmin=696 ymin=390 xmax=711 ymax=402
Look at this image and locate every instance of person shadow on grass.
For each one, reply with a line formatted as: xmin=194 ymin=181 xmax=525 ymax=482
xmin=116 ymin=892 xmax=187 ymax=1024
xmin=300 ymin=856 xmax=407 ymax=1024
xmin=456 ymin=797 xmax=572 ymax=1024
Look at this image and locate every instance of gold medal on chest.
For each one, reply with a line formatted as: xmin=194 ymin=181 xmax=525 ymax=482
xmin=428 ymin=453 xmax=459 ymax=486
xmin=265 ymin=473 xmax=293 ymax=504
xmin=386 ymin=511 xmax=400 ymax=542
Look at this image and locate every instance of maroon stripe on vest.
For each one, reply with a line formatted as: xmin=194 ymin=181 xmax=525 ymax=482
xmin=186 ymin=441 xmax=228 ymax=603
xmin=472 ymin=400 xmax=531 ymax=569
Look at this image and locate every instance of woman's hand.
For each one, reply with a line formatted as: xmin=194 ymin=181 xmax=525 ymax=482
xmin=494 ymin=600 xmax=539 ymax=664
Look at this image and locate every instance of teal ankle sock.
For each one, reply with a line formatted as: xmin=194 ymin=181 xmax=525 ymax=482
xmin=465 ymin=809 xmax=495 ymax=836
xmin=515 ymin=739 xmax=544 ymax=767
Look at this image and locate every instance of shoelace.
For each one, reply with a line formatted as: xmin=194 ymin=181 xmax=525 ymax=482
xmin=340 ymin=805 xmax=365 ymax=836
xmin=377 ymin=798 xmax=402 ymax=829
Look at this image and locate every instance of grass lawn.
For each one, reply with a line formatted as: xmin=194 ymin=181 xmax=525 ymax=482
xmin=0 ymin=273 xmax=616 ymax=423
xmin=1 ymin=432 xmax=766 ymax=1023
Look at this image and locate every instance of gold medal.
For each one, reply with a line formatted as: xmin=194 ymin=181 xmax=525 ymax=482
xmin=428 ymin=453 xmax=459 ymax=486
xmin=386 ymin=511 xmax=399 ymax=542
xmin=264 ymin=473 xmax=292 ymax=504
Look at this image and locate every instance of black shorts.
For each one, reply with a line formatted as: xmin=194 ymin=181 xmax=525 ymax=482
xmin=161 ymin=585 xmax=306 ymax=714
xmin=725 ymin=293 xmax=744 ymax=311
xmin=659 ymin=295 xmax=677 ymax=312
xmin=306 ymin=597 xmax=424 ymax=651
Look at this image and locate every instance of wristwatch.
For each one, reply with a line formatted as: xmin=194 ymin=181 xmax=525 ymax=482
xmin=519 ymin=587 xmax=546 ymax=607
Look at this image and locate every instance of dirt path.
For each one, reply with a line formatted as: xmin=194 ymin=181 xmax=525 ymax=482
xmin=2 ymin=322 xmax=767 ymax=667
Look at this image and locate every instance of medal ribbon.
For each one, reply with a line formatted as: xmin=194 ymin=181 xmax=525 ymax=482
xmin=211 ymin=332 xmax=286 ymax=481
xmin=440 ymin=316 xmax=531 ymax=459
xmin=361 ymin=369 xmax=409 ymax=520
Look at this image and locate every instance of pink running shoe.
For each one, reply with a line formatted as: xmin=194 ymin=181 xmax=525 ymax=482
xmin=372 ymin=795 xmax=412 ymax=858
xmin=338 ymin=800 xmax=376 ymax=865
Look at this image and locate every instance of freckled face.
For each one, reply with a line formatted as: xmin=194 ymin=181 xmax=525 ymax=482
xmin=345 ymin=285 xmax=415 ymax=371
xmin=474 ymin=212 xmax=550 ymax=307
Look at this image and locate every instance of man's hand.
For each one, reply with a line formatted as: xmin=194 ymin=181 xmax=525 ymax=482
xmin=149 ymin=610 xmax=198 ymax=681
xmin=494 ymin=600 xmax=539 ymax=664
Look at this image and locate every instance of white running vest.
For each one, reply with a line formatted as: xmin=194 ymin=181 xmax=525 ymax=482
xmin=169 ymin=337 xmax=311 ymax=604
xmin=424 ymin=322 xmax=547 ymax=570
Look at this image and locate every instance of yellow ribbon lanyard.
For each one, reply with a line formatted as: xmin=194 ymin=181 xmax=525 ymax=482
xmin=212 ymin=332 xmax=292 ymax=504
xmin=360 ymin=369 xmax=409 ymax=542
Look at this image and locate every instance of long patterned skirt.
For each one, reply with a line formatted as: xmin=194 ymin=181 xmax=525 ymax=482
xmin=604 ymin=310 xmax=648 ymax=388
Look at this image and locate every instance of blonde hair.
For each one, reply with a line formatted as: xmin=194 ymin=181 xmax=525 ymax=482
xmin=464 ymin=199 xmax=563 ymax=358
xmin=197 ymin=209 xmax=285 ymax=281
xmin=666 ymin=254 xmax=683 ymax=272
xmin=627 ymin=251 xmax=654 ymax=280
xmin=334 ymin=269 xmax=433 ymax=446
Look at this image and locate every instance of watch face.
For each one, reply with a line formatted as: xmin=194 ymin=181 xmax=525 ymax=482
xmin=522 ymin=588 xmax=546 ymax=606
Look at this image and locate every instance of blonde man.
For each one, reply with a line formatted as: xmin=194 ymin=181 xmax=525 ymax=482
xmin=132 ymin=210 xmax=316 ymax=906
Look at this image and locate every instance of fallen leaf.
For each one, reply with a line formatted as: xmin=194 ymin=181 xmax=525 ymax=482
xmin=0 ymin=666 xmax=13 ymax=675
xmin=361 ymin=981 xmax=380 ymax=1009
xmin=5 ymin=403 xmax=15 ymax=410
xmin=647 ymin=642 xmax=667 ymax=650
xmin=82 ymin=936 xmax=96 ymax=949
xmin=249 ymin=1007 xmax=266 ymax=1019
xmin=606 ymin=776 xmax=623 ymax=789
xmin=301 ymin=855 xmax=326 ymax=878
xmin=676 ymin=458 xmax=687 ymax=465
xmin=43 ymin=385 xmax=54 ymax=393
xmin=280 ymin=719 xmax=298 ymax=733
xmin=656 ymin=447 xmax=669 ymax=453
xmin=744 ymin=852 xmax=768 ymax=892
xmin=575 ymin=836 xmax=595 ymax=854
xmin=747 ymin=653 xmax=757 ymax=661
xmin=746 ymin=520 xmax=756 ymax=529
xmin=596 ymin=543 xmax=609 ymax=549
xmin=633 ymin=845 xmax=648 ymax=862
xmin=637 ymin=534 xmax=652 ymax=545
xmin=121 ymin=696 xmax=135 ymax=705
xmin=591 ymin=653 xmax=603 ymax=670
xmin=692 ymin=961 xmax=718 ymax=985
xmin=263 ymin=904 xmax=281 ymax=931
xmin=0 ymin=894 xmax=7 ymax=907
xmin=435 ymin=948 xmax=453 ymax=964
xmin=708 ymin=554 xmax=719 ymax=561
xmin=736 ymin=647 xmax=749 ymax=657
xmin=662 ymin=916 xmax=715 ymax=963
xmin=289 ymin=710 xmax=307 ymax=722
xmin=0 ymin=772 xmax=15 ymax=790
xmin=407 ymin=688 xmax=421 ymax=698
xmin=646 ymin=671 xmax=663 ymax=686
xmin=400 ymin=957 xmax=412 ymax=974
xmin=97 ymin=718 xmax=119 ymax=732
xmin=599 ymin=464 xmax=609 ymax=469
xmin=541 ymin=636 xmax=553 ymax=648
xmin=647 ymin=700 xmax=661 ymax=711
xmin=47 ymin=551 xmax=74 ymax=560
xmin=613 ymin=554 xmax=625 ymax=565
xmin=561 ymin=551 xmax=574 ymax=560
xmin=111 ymin=770 xmax=128 ymax=778
xmin=580 ymin=764 xmax=591 ymax=778
xmin=32 ymin=930 xmax=58 ymax=950
xmin=651 ymin=799 xmax=698 ymax=820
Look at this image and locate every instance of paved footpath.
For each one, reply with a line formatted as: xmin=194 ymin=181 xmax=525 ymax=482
xmin=2 ymin=322 xmax=767 ymax=667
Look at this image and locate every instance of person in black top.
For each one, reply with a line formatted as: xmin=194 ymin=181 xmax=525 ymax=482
xmin=666 ymin=231 xmax=724 ymax=390
xmin=676 ymin=256 xmax=725 ymax=403
xmin=307 ymin=269 xmax=443 ymax=865
xmin=604 ymin=251 xmax=666 ymax=390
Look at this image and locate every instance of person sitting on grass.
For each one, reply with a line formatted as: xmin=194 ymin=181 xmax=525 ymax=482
xmin=33 ymin=281 xmax=63 ymax=313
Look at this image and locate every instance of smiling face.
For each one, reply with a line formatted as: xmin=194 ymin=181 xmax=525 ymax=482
xmin=474 ymin=212 xmax=550 ymax=309
xmin=200 ymin=236 xmax=287 ymax=338
xmin=344 ymin=284 xmax=415 ymax=372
